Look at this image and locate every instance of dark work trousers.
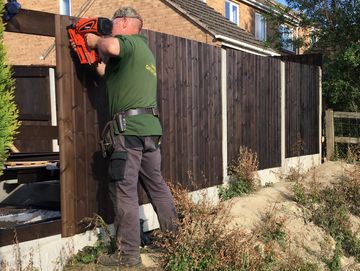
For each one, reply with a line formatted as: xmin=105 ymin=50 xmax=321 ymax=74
xmin=108 ymin=134 xmax=177 ymax=256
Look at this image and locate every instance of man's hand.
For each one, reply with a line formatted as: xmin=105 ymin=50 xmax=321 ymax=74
xmin=85 ymin=33 xmax=100 ymax=49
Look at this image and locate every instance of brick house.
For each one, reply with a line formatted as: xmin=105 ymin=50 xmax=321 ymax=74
xmin=4 ymin=0 xmax=289 ymax=66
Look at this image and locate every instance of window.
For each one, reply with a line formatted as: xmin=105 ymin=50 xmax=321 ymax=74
xmin=309 ymin=29 xmax=319 ymax=47
xmin=60 ymin=0 xmax=71 ymax=15
xmin=279 ymin=24 xmax=294 ymax=52
xmin=225 ymin=0 xmax=239 ymax=26
xmin=255 ymin=13 xmax=266 ymax=41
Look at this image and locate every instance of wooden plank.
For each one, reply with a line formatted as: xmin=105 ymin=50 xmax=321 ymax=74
xmin=0 ymin=219 xmax=61 ymax=247
xmin=191 ymin=40 xmax=199 ymax=188
xmin=334 ymin=111 xmax=360 ymax=119
xmin=0 ymin=166 xmax=59 ymax=182
xmin=5 ymin=9 xmax=55 ymax=37
xmin=13 ymin=66 xmax=50 ymax=77
xmin=335 ymin=137 xmax=360 ymax=144
xmin=5 ymin=161 xmax=52 ymax=168
xmin=55 ymin=14 xmax=77 ymax=237
xmin=16 ymin=125 xmax=58 ymax=140
xmin=19 ymin=114 xmax=50 ymax=121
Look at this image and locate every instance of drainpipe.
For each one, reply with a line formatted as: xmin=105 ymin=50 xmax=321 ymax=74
xmin=214 ymin=34 xmax=281 ymax=56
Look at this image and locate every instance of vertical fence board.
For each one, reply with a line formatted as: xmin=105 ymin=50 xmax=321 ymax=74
xmin=55 ymin=14 xmax=76 ymax=237
xmin=56 ymin=15 xmax=110 ymax=236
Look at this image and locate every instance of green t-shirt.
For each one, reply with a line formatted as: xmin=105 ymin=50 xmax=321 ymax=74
xmin=104 ymin=34 xmax=162 ymax=136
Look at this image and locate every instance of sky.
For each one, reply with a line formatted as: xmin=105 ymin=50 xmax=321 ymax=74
xmin=276 ymin=0 xmax=288 ymax=6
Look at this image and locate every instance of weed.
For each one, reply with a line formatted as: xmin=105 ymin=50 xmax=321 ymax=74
xmin=156 ymin=182 xmax=319 ymax=271
xmin=290 ymin=157 xmax=360 ymax=266
xmin=292 ymin=181 xmax=308 ymax=206
xmin=219 ymin=146 xmax=259 ymax=200
xmin=66 ymin=214 xmax=115 ymax=266
xmin=324 ymin=240 xmax=342 ymax=271
xmin=254 ymin=205 xmax=287 ymax=246
xmin=286 ymin=167 xmax=305 ymax=183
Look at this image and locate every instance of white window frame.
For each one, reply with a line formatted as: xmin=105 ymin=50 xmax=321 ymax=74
xmin=280 ymin=24 xmax=295 ymax=52
xmin=255 ymin=13 xmax=267 ymax=41
xmin=225 ymin=0 xmax=239 ymax=26
xmin=60 ymin=0 xmax=71 ymax=16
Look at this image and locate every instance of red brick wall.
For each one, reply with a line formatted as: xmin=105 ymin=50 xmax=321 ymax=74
xmin=4 ymin=0 xmax=215 ymax=65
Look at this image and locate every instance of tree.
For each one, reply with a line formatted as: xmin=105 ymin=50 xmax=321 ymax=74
xmin=267 ymin=0 xmax=360 ymax=111
xmin=0 ymin=3 xmax=19 ymax=175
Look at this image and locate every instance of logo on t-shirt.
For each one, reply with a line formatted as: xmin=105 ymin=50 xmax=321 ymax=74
xmin=145 ymin=64 xmax=157 ymax=77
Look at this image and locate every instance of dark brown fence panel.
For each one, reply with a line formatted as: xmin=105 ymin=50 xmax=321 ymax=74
xmin=146 ymin=30 xmax=223 ymax=190
xmin=285 ymin=62 xmax=319 ymax=157
xmin=13 ymin=66 xmax=56 ymax=152
xmin=55 ymin=15 xmax=111 ymax=237
xmin=227 ymin=49 xmax=281 ymax=170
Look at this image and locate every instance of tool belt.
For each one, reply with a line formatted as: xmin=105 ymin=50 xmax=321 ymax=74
xmin=100 ymin=107 xmax=159 ymax=158
xmin=113 ymin=107 xmax=159 ymax=133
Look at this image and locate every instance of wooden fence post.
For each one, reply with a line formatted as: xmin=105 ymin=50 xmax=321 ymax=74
xmin=325 ymin=109 xmax=334 ymax=161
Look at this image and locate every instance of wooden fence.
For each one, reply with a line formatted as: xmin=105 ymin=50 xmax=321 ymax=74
xmin=325 ymin=109 xmax=360 ymax=160
xmin=3 ymin=9 xmax=321 ymax=240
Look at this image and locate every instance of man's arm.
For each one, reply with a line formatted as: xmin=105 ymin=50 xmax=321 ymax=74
xmin=85 ymin=34 xmax=120 ymax=57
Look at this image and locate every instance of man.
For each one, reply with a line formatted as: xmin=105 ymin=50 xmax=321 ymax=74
xmin=85 ymin=7 xmax=178 ymax=268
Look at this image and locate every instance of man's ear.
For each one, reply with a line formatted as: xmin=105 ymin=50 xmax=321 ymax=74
xmin=122 ymin=18 xmax=128 ymax=29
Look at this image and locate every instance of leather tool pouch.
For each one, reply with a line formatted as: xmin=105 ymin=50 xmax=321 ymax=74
xmin=100 ymin=122 xmax=115 ymax=158
xmin=114 ymin=112 xmax=127 ymax=133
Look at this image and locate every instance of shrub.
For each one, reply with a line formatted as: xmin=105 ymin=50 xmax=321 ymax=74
xmin=0 ymin=5 xmax=19 ymax=176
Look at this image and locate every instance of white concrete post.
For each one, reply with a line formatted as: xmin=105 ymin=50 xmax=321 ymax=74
xmin=49 ymin=68 xmax=59 ymax=152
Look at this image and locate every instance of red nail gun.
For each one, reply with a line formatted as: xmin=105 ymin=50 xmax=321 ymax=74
xmin=67 ymin=17 xmax=112 ymax=65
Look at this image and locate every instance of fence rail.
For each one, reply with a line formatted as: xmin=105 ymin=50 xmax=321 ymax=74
xmin=325 ymin=109 xmax=360 ymax=160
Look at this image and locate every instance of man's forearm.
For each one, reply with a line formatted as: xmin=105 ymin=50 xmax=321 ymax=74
xmin=97 ymin=37 xmax=120 ymax=57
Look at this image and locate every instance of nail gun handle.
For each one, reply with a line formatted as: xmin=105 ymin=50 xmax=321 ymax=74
xmin=68 ymin=28 xmax=97 ymax=65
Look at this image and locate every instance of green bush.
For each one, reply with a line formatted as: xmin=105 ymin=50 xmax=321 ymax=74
xmin=0 ymin=4 xmax=19 ymax=176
